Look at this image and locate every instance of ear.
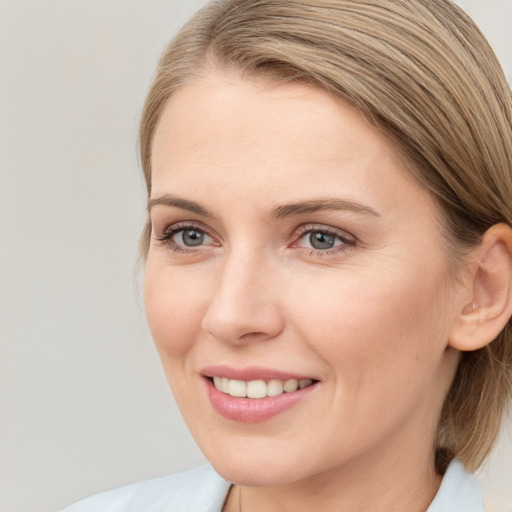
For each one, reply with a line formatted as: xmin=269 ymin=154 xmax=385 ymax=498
xmin=449 ymin=223 xmax=512 ymax=351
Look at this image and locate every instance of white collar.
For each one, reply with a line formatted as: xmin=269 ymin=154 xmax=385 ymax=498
xmin=427 ymin=459 xmax=484 ymax=512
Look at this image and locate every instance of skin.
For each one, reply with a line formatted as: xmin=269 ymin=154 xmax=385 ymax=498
xmin=144 ymin=71 xmax=470 ymax=512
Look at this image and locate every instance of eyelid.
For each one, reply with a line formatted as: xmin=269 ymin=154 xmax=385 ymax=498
xmin=155 ymin=221 xmax=220 ymax=249
xmin=289 ymin=223 xmax=356 ymax=257
xmin=156 ymin=220 xmax=213 ymax=237
xmin=291 ymin=223 xmax=355 ymax=243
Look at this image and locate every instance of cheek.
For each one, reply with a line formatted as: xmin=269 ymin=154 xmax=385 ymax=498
xmin=144 ymin=263 xmax=209 ymax=360
xmin=284 ymin=265 xmax=455 ymax=455
xmin=289 ymin=261 xmax=453 ymax=391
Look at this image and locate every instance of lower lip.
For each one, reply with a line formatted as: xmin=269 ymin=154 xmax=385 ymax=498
xmin=204 ymin=378 xmax=318 ymax=423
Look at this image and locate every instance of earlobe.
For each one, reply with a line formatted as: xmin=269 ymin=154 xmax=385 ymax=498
xmin=449 ymin=223 xmax=512 ymax=352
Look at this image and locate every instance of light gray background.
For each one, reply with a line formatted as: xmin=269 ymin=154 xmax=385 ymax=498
xmin=1 ymin=1 xmax=511 ymax=511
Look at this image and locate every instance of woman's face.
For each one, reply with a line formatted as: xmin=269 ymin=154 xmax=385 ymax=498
xmin=145 ymin=72 xmax=464 ymax=485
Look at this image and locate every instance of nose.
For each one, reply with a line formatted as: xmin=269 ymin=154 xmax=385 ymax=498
xmin=201 ymin=251 xmax=284 ymax=345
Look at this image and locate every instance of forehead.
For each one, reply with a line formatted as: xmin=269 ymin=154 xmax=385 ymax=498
xmin=153 ymin=73 xmax=394 ymax=175
xmin=150 ymin=71 xmax=437 ymax=224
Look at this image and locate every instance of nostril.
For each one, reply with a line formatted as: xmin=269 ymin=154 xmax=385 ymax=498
xmin=239 ymin=331 xmax=269 ymax=341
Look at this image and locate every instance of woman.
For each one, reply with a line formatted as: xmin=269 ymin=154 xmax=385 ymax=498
xmin=63 ymin=0 xmax=512 ymax=510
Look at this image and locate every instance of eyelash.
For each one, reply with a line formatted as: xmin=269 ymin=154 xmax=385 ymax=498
xmin=292 ymin=225 xmax=355 ymax=256
xmin=156 ymin=222 xmax=216 ymax=254
xmin=155 ymin=222 xmax=355 ymax=256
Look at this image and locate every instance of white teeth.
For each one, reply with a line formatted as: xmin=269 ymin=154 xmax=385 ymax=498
xmin=228 ymin=379 xmax=247 ymax=397
xmin=247 ymin=380 xmax=267 ymax=399
xmin=267 ymin=379 xmax=284 ymax=396
xmin=283 ymin=379 xmax=298 ymax=392
xmin=299 ymin=379 xmax=313 ymax=389
xmin=212 ymin=376 xmax=314 ymax=398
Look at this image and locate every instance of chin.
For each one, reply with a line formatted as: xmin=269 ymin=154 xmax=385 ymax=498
xmin=209 ymin=454 xmax=308 ymax=487
xmin=192 ymin=428 xmax=326 ymax=486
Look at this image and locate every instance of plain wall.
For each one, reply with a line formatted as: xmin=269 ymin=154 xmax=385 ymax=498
xmin=1 ymin=1 xmax=511 ymax=511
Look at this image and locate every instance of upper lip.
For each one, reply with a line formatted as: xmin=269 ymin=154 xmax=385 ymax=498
xmin=201 ymin=365 xmax=317 ymax=382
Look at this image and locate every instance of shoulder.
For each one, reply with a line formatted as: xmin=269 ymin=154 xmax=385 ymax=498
xmin=61 ymin=464 xmax=231 ymax=512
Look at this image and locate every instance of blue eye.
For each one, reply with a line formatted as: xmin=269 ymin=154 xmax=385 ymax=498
xmin=175 ymin=228 xmax=208 ymax=247
xmin=308 ymin=231 xmax=337 ymax=250
xmin=296 ymin=228 xmax=354 ymax=253
xmin=157 ymin=224 xmax=215 ymax=250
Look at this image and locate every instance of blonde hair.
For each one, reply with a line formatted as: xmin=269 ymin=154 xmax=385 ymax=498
xmin=139 ymin=0 xmax=512 ymax=472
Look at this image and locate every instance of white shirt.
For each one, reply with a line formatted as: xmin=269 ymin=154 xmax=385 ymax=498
xmin=61 ymin=459 xmax=484 ymax=512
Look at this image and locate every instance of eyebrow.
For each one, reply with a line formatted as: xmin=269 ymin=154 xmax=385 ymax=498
xmin=148 ymin=195 xmax=218 ymax=219
xmin=271 ymin=198 xmax=380 ymax=218
xmin=148 ymin=194 xmax=380 ymax=219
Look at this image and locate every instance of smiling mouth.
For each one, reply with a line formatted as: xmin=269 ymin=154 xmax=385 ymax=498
xmin=211 ymin=376 xmax=315 ymax=399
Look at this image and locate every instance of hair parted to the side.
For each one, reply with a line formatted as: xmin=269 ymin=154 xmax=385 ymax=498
xmin=139 ymin=0 xmax=512 ymax=472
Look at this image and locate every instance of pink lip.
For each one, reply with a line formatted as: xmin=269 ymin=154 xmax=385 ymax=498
xmin=201 ymin=366 xmax=319 ymax=423
xmin=201 ymin=365 xmax=315 ymax=382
